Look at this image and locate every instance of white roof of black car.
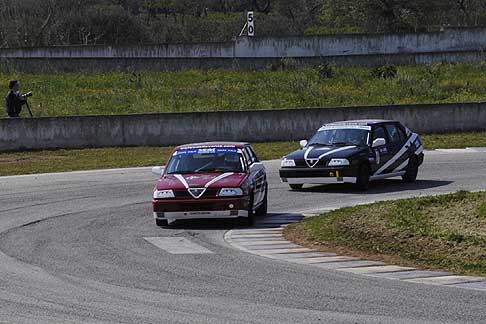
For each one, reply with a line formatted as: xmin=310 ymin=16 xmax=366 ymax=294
xmin=324 ymin=120 xmax=398 ymax=127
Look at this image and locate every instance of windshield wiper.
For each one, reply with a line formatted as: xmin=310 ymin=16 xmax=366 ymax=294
xmin=331 ymin=142 xmax=354 ymax=146
xmin=167 ymin=170 xmax=196 ymax=175
xmin=308 ymin=142 xmax=332 ymax=147
xmin=197 ymin=167 xmax=239 ymax=173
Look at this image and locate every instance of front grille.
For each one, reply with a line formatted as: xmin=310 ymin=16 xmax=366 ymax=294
xmin=294 ymin=159 xmax=328 ymax=168
xmin=173 ymin=188 xmax=220 ymax=199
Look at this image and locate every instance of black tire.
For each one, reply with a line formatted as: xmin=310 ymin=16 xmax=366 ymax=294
xmin=239 ymin=193 xmax=255 ymax=226
xmin=289 ymin=184 xmax=303 ymax=190
xmin=402 ymin=156 xmax=419 ymax=183
xmin=155 ymin=218 xmax=168 ymax=227
xmin=256 ymin=185 xmax=268 ymax=217
xmin=355 ymin=163 xmax=370 ymax=191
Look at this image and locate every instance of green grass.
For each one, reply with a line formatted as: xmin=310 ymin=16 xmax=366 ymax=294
xmin=0 ymin=132 xmax=484 ymax=176
xmin=0 ymin=142 xmax=300 ymax=176
xmin=284 ymin=191 xmax=486 ymax=276
xmin=3 ymin=62 xmax=486 ymax=117
xmin=421 ymin=132 xmax=486 ymax=149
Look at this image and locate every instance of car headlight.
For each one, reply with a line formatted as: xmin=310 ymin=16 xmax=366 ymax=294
xmin=328 ymin=158 xmax=350 ymax=166
xmin=153 ymin=189 xmax=175 ymax=199
xmin=281 ymin=158 xmax=296 ymax=167
xmin=218 ymin=188 xmax=244 ymax=197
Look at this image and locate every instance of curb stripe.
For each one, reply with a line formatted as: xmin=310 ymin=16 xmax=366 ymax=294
xmin=224 ymin=214 xmax=486 ymax=292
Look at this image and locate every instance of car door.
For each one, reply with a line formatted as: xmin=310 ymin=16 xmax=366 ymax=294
xmin=370 ymin=125 xmax=393 ymax=175
xmin=244 ymin=146 xmax=266 ymax=207
xmin=383 ymin=123 xmax=409 ymax=174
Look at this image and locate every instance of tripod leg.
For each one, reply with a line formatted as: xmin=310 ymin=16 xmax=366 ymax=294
xmin=26 ymin=102 xmax=33 ymax=118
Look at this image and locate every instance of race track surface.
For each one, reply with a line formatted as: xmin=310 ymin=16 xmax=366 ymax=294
xmin=0 ymin=149 xmax=485 ymax=324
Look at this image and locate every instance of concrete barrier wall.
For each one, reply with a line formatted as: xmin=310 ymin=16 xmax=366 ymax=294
xmin=2 ymin=28 xmax=485 ymax=58
xmin=1 ymin=28 xmax=485 ymax=72
xmin=1 ymin=103 xmax=485 ymax=152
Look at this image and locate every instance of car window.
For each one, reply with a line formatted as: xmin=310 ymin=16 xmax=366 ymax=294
xmin=247 ymin=146 xmax=260 ymax=162
xmin=244 ymin=147 xmax=255 ymax=164
xmin=372 ymin=126 xmax=387 ymax=143
xmin=396 ymin=126 xmax=407 ymax=142
xmin=308 ymin=128 xmax=370 ymax=146
xmin=241 ymin=148 xmax=251 ymax=167
xmin=165 ymin=148 xmax=244 ymax=174
xmin=385 ymin=124 xmax=402 ymax=144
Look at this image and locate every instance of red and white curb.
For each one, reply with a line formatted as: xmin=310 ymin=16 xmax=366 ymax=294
xmin=224 ymin=214 xmax=486 ymax=292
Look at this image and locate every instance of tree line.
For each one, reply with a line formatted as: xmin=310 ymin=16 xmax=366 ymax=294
xmin=0 ymin=0 xmax=485 ymax=48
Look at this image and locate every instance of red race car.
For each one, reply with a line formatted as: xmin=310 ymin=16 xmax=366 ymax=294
xmin=152 ymin=142 xmax=268 ymax=226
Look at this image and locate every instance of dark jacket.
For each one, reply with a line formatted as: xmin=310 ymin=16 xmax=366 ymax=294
xmin=5 ymin=90 xmax=26 ymax=117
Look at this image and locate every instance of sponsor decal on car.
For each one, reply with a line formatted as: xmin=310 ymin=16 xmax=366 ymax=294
xmin=174 ymin=147 xmax=239 ymax=156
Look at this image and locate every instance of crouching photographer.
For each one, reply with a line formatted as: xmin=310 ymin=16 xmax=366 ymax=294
xmin=5 ymin=80 xmax=33 ymax=118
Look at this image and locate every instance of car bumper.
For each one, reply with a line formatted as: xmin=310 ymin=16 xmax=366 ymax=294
xmin=153 ymin=210 xmax=248 ymax=221
xmin=279 ymin=167 xmax=358 ymax=184
xmin=152 ymin=197 xmax=250 ymax=221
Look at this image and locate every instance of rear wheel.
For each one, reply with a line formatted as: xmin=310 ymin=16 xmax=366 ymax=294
xmin=355 ymin=163 xmax=370 ymax=191
xmin=155 ymin=218 xmax=168 ymax=227
xmin=402 ymin=156 xmax=419 ymax=183
xmin=289 ymin=184 xmax=303 ymax=190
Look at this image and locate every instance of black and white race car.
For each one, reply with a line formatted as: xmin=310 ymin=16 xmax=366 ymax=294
xmin=279 ymin=120 xmax=424 ymax=190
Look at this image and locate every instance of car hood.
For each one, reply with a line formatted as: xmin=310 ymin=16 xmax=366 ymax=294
xmin=285 ymin=145 xmax=366 ymax=161
xmin=156 ymin=172 xmax=247 ymax=190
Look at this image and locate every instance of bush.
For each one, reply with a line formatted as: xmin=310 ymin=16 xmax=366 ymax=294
xmin=316 ymin=62 xmax=334 ymax=79
xmin=372 ymin=64 xmax=398 ymax=79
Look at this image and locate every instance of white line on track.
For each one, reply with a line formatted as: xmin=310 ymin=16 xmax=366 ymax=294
xmin=145 ymin=237 xmax=214 ymax=254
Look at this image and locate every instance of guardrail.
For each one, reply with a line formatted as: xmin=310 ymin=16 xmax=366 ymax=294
xmin=1 ymin=102 xmax=485 ymax=152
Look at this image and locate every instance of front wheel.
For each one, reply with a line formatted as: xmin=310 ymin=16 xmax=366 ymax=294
xmin=355 ymin=164 xmax=370 ymax=191
xmin=402 ymin=156 xmax=419 ymax=183
xmin=289 ymin=184 xmax=303 ymax=190
xmin=240 ymin=193 xmax=255 ymax=226
xmin=256 ymin=186 xmax=268 ymax=217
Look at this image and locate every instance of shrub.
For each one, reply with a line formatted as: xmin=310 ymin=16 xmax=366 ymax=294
xmin=316 ymin=62 xmax=334 ymax=79
xmin=372 ymin=64 xmax=398 ymax=79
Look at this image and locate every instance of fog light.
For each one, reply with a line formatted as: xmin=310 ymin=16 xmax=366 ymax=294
xmin=229 ymin=204 xmax=234 ymax=209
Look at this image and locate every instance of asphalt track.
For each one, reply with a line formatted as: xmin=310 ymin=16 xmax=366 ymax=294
xmin=0 ymin=149 xmax=485 ymax=324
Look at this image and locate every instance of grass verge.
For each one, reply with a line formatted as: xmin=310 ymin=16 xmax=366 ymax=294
xmin=0 ymin=142 xmax=299 ymax=176
xmin=2 ymin=62 xmax=486 ymax=117
xmin=0 ymin=131 xmax=484 ymax=177
xmin=284 ymin=191 xmax=486 ymax=276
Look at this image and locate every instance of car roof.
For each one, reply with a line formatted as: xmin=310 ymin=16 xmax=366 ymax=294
xmin=324 ymin=119 xmax=398 ymax=127
xmin=175 ymin=142 xmax=249 ymax=150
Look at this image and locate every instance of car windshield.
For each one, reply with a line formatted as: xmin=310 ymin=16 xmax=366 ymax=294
xmin=165 ymin=147 xmax=244 ymax=174
xmin=308 ymin=127 xmax=370 ymax=146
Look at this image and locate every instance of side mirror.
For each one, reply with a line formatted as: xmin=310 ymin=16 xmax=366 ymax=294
xmin=372 ymin=138 xmax=386 ymax=148
xmin=151 ymin=166 xmax=165 ymax=176
xmin=299 ymin=140 xmax=308 ymax=148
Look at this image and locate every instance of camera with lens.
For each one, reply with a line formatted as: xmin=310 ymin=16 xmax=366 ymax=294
xmin=23 ymin=91 xmax=33 ymax=98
